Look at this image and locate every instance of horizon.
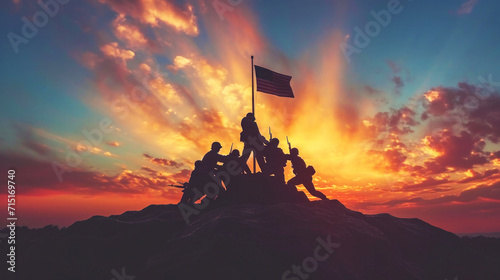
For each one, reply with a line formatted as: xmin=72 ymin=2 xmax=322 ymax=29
xmin=1 ymin=0 xmax=500 ymax=234
xmin=6 ymin=200 xmax=500 ymax=238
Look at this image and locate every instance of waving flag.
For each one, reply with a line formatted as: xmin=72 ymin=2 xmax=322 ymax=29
xmin=254 ymin=65 xmax=294 ymax=98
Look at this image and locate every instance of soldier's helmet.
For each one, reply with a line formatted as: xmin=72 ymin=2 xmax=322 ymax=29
xmin=290 ymin=148 xmax=299 ymax=156
xmin=270 ymin=138 xmax=279 ymax=147
xmin=194 ymin=160 xmax=202 ymax=168
xmin=246 ymin=112 xmax=255 ymax=121
xmin=211 ymin=142 xmax=222 ymax=150
xmin=230 ymin=149 xmax=240 ymax=157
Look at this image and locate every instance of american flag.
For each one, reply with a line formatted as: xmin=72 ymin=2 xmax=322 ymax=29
xmin=255 ymin=65 xmax=294 ymax=98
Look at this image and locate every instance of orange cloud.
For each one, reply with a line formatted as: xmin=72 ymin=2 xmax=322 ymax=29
xmin=106 ymin=141 xmax=121 ymax=147
xmin=458 ymin=169 xmax=499 ymax=184
xmin=143 ymin=153 xmax=183 ymax=168
xmin=99 ymin=0 xmax=199 ymax=35
xmin=112 ymin=15 xmax=150 ymax=49
xmin=100 ymin=42 xmax=135 ymax=61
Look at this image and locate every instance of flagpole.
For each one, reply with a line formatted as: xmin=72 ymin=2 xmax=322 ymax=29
xmin=252 ymin=55 xmax=255 ymax=116
xmin=251 ymin=55 xmax=256 ymax=173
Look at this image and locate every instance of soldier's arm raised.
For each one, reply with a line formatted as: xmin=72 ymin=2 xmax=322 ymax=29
xmin=217 ymin=153 xmax=229 ymax=163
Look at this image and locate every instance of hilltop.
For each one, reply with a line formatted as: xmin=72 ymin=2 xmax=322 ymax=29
xmin=2 ymin=176 xmax=500 ymax=280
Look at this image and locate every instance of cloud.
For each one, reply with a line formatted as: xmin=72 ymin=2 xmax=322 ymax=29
xmin=361 ymin=82 xmax=499 ymax=177
xmin=422 ymin=87 xmax=466 ymax=117
xmin=386 ymin=60 xmax=410 ymax=95
xmin=111 ymin=15 xmax=158 ymax=51
xmin=458 ymin=168 xmax=499 ymax=184
xmin=465 ymin=104 xmax=500 ymax=144
xmin=421 ymin=83 xmax=489 ymax=134
xmin=100 ymin=42 xmax=135 ymax=61
xmin=456 ymin=0 xmax=479 ymax=15
xmin=71 ymin=3 xmax=258 ymax=166
xmin=106 ymin=141 xmax=121 ymax=147
xmin=490 ymin=151 xmax=500 ymax=159
xmin=402 ymin=177 xmax=450 ymax=192
xmin=0 ymin=151 xmax=188 ymax=196
xmin=171 ymin=169 xmax=191 ymax=183
xmin=391 ymin=76 xmax=404 ymax=95
xmin=359 ymin=179 xmax=500 ymax=210
xmin=421 ymin=83 xmax=500 ymax=143
xmin=405 ymin=180 xmax=500 ymax=206
xmin=98 ymin=0 xmax=199 ymax=36
xmin=355 ymin=185 xmax=500 ymax=233
xmin=368 ymin=142 xmax=408 ymax=172
xmin=422 ymin=130 xmax=489 ymax=174
xmin=143 ymin=153 xmax=183 ymax=168
xmin=364 ymin=106 xmax=420 ymax=138
xmin=386 ymin=60 xmax=402 ymax=74
xmin=418 ymin=186 xmax=455 ymax=193
xmin=363 ymin=85 xmax=381 ymax=95
xmin=141 ymin=166 xmax=158 ymax=175
xmin=13 ymin=123 xmax=51 ymax=157
xmin=0 ymin=152 xmax=100 ymax=193
xmin=363 ymin=107 xmax=421 ymax=172
xmin=455 ymin=180 xmax=500 ymax=202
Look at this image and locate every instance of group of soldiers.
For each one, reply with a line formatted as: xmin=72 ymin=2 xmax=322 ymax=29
xmin=179 ymin=112 xmax=328 ymax=204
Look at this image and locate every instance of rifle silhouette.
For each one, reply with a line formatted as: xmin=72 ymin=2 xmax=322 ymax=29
xmin=269 ymin=127 xmax=272 ymax=140
xmin=167 ymin=183 xmax=187 ymax=189
xmin=286 ymin=136 xmax=292 ymax=153
xmin=230 ymin=143 xmax=233 ymax=153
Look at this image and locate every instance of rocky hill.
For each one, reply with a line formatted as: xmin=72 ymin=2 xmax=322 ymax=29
xmin=2 ymin=175 xmax=500 ymax=279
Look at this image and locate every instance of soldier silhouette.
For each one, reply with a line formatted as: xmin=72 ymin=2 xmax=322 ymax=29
xmin=240 ymin=113 xmax=268 ymax=172
xmin=180 ymin=160 xmax=206 ymax=204
xmin=263 ymin=138 xmax=287 ymax=185
xmin=286 ymin=148 xmax=328 ymax=200
xmin=224 ymin=149 xmax=251 ymax=175
xmin=201 ymin=142 xmax=228 ymax=173
xmin=197 ymin=142 xmax=230 ymax=202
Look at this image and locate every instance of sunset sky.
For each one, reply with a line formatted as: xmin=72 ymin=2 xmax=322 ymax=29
xmin=1 ymin=0 xmax=500 ymax=233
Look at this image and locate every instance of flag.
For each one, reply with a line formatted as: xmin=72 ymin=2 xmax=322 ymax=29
xmin=255 ymin=65 xmax=294 ymax=98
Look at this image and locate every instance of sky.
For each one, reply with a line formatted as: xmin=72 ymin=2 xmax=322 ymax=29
xmin=1 ymin=0 xmax=500 ymax=233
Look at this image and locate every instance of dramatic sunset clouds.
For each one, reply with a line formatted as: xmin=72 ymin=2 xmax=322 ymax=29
xmin=1 ymin=0 xmax=499 ymax=233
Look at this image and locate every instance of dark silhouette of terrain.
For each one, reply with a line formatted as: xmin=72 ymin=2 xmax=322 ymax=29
xmin=2 ymin=176 xmax=500 ymax=280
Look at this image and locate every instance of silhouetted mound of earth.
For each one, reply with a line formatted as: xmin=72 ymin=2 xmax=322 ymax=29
xmin=212 ymin=173 xmax=310 ymax=207
xmin=3 ymin=198 xmax=500 ymax=279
